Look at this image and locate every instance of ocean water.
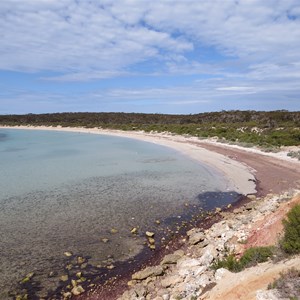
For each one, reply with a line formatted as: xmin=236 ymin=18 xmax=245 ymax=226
xmin=0 ymin=129 xmax=235 ymax=299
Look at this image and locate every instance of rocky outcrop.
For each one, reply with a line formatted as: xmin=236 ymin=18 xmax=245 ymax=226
xmin=117 ymin=190 xmax=300 ymax=300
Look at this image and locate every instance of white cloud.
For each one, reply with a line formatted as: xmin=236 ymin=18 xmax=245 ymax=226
xmin=1 ymin=0 xmax=300 ymax=113
xmin=1 ymin=0 xmax=300 ymax=78
xmin=216 ymin=86 xmax=255 ymax=92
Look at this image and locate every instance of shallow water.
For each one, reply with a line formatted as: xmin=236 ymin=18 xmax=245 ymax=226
xmin=0 ymin=129 xmax=233 ymax=299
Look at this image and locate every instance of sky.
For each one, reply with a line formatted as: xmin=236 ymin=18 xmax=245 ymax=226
xmin=0 ymin=0 xmax=300 ymax=115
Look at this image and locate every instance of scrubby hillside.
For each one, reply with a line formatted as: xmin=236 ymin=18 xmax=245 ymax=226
xmin=1 ymin=110 xmax=300 ymax=147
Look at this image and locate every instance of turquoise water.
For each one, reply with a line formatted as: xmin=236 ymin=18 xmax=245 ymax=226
xmin=0 ymin=129 xmax=229 ymax=298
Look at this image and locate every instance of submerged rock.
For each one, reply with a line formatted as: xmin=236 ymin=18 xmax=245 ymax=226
xmin=62 ymin=291 xmax=72 ymax=299
xmin=131 ymin=227 xmax=138 ymax=234
xmin=71 ymin=285 xmax=85 ymax=296
xmin=60 ymin=275 xmax=69 ymax=282
xmin=77 ymin=256 xmax=85 ymax=264
xmin=146 ymin=231 xmax=155 ymax=237
xmin=148 ymin=237 xmax=155 ymax=244
xmin=149 ymin=244 xmax=156 ymax=250
xmin=20 ymin=272 xmax=34 ymax=284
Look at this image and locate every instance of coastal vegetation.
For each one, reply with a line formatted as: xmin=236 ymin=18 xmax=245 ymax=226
xmin=212 ymin=246 xmax=275 ymax=272
xmin=213 ymin=204 xmax=300 ymax=274
xmin=1 ymin=110 xmax=300 ymax=148
xmin=268 ymin=267 xmax=300 ymax=299
xmin=281 ymin=204 xmax=300 ymax=254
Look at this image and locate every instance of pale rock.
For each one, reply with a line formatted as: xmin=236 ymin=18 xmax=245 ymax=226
xmin=195 ymin=274 xmax=211 ymax=288
xmin=215 ymin=242 xmax=225 ymax=252
xmin=173 ymin=249 xmax=185 ymax=257
xmin=133 ymin=285 xmax=147 ymax=298
xmin=160 ymin=275 xmax=182 ymax=288
xmin=199 ymin=249 xmax=215 ymax=266
xmin=162 ymin=295 xmax=170 ymax=300
xmin=160 ymin=253 xmax=182 ymax=265
xmin=188 ymin=230 xmax=207 ymax=245
xmin=157 ymin=289 xmax=170 ymax=298
xmin=146 ymin=231 xmax=155 ymax=237
xmin=247 ymin=194 xmax=257 ymax=200
xmin=119 ymin=290 xmax=141 ymax=300
xmin=71 ymin=285 xmax=85 ymax=296
xmin=187 ymin=266 xmax=206 ymax=277
xmin=256 ymin=289 xmax=281 ymax=300
xmin=62 ymin=292 xmax=72 ymax=299
xmin=187 ymin=228 xmax=198 ymax=236
xmin=132 ymin=266 xmax=164 ymax=280
xmin=177 ymin=258 xmax=200 ymax=269
xmin=214 ymin=268 xmax=232 ymax=281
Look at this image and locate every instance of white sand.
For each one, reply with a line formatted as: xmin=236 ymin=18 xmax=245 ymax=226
xmin=0 ymin=125 xmax=261 ymax=195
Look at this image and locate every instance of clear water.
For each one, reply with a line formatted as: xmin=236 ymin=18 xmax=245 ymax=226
xmin=0 ymin=129 xmax=229 ymax=298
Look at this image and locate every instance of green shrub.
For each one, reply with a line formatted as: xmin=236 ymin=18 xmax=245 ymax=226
xmin=212 ymin=246 xmax=274 ymax=273
xmin=281 ymin=204 xmax=300 ymax=254
xmin=239 ymin=246 xmax=274 ymax=268
xmin=212 ymin=253 xmax=243 ymax=272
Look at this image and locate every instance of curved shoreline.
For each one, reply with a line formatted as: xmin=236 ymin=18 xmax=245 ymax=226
xmin=0 ymin=125 xmax=257 ymax=195
xmin=1 ymin=125 xmax=300 ymax=299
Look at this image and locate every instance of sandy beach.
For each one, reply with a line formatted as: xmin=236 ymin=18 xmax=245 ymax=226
xmin=2 ymin=124 xmax=300 ymax=195
xmin=1 ymin=125 xmax=300 ymax=300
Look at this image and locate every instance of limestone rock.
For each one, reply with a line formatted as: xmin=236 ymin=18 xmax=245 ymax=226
xmin=188 ymin=231 xmax=206 ymax=245
xmin=160 ymin=275 xmax=182 ymax=288
xmin=62 ymin=292 xmax=72 ymax=299
xmin=132 ymin=266 xmax=164 ymax=280
xmin=256 ymin=289 xmax=281 ymax=300
xmin=199 ymin=249 xmax=214 ymax=266
xmin=133 ymin=285 xmax=147 ymax=298
xmin=71 ymin=285 xmax=85 ymax=296
xmin=177 ymin=258 xmax=200 ymax=269
xmin=214 ymin=268 xmax=232 ymax=281
xmin=60 ymin=275 xmax=69 ymax=282
xmin=160 ymin=253 xmax=182 ymax=265
xmin=146 ymin=231 xmax=155 ymax=237
xmin=131 ymin=227 xmax=138 ymax=234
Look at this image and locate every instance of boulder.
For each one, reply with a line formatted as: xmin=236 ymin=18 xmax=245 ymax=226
xmin=177 ymin=258 xmax=200 ymax=269
xmin=132 ymin=266 xmax=164 ymax=280
xmin=71 ymin=285 xmax=85 ymax=296
xmin=160 ymin=253 xmax=182 ymax=265
xmin=214 ymin=268 xmax=232 ymax=281
xmin=160 ymin=275 xmax=182 ymax=288
xmin=188 ymin=232 xmax=206 ymax=245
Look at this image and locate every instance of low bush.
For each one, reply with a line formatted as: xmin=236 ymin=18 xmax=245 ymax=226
xmin=212 ymin=253 xmax=243 ymax=272
xmin=281 ymin=204 xmax=300 ymax=254
xmin=287 ymin=150 xmax=300 ymax=160
xmin=268 ymin=268 xmax=300 ymax=299
xmin=239 ymin=246 xmax=274 ymax=268
xmin=212 ymin=246 xmax=274 ymax=273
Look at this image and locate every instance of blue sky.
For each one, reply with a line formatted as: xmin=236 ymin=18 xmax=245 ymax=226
xmin=0 ymin=0 xmax=300 ymax=114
